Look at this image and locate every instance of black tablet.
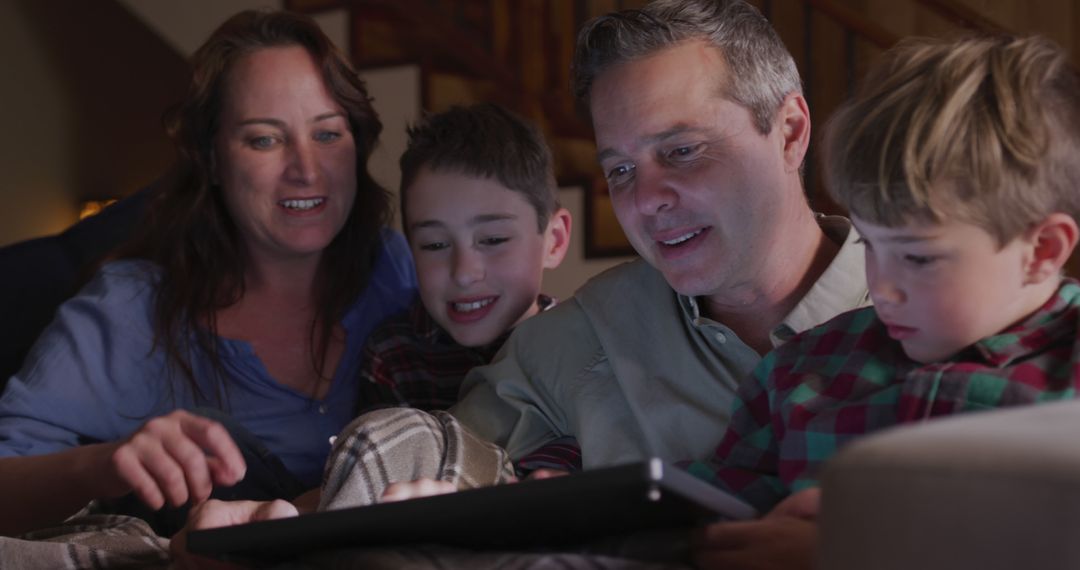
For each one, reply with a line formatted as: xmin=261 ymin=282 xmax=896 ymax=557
xmin=186 ymin=458 xmax=756 ymax=562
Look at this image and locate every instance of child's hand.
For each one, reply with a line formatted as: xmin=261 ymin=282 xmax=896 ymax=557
xmin=380 ymin=478 xmax=456 ymax=502
xmin=170 ymin=499 xmax=298 ymax=569
xmin=768 ymin=487 xmax=821 ymax=520
xmin=692 ymin=516 xmax=817 ymax=570
xmin=107 ymin=410 xmax=247 ymax=510
xmin=523 ymin=468 xmax=570 ymax=481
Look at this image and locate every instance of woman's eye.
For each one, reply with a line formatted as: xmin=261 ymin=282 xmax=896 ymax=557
xmin=314 ymin=130 xmax=343 ymax=144
xmin=249 ymin=135 xmax=278 ymax=150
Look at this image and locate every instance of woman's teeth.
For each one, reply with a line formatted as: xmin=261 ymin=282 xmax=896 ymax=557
xmin=280 ymin=198 xmax=324 ymax=210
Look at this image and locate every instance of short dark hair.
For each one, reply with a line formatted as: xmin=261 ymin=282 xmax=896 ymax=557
xmin=399 ymin=103 xmax=559 ymax=232
xmin=572 ymin=0 xmax=800 ymax=135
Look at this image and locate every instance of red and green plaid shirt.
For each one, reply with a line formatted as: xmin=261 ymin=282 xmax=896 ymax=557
xmin=690 ymin=279 xmax=1080 ymax=511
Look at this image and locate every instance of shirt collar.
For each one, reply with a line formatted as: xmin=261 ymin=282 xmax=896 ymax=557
xmin=971 ymin=279 xmax=1080 ymax=366
xmin=770 ymin=215 xmax=871 ymax=347
xmin=676 ymin=216 xmax=870 ymax=346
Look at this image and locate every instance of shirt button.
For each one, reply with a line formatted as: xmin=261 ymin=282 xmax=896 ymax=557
xmin=318 ymin=404 xmax=327 ymax=414
xmin=714 ymin=332 xmax=727 ymax=344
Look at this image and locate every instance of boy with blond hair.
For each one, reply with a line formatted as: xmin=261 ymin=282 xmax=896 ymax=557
xmin=693 ymin=33 xmax=1080 ymax=568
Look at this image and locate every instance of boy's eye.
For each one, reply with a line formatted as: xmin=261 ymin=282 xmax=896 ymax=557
xmin=418 ymin=241 xmax=449 ymax=252
xmin=903 ymin=254 xmax=939 ymax=266
xmin=314 ymin=130 xmax=343 ymax=144
xmin=479 ymin=236 xmax=510 ymax=246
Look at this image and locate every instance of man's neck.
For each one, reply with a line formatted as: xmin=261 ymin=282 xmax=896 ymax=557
xmin=701 ymin=215 xmax=840 ymax=355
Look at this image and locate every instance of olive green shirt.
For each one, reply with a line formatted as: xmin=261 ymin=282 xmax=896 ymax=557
xmin=452 ymin=217 xmax=869 ymax=467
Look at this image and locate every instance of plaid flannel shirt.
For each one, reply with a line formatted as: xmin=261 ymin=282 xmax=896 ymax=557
xmin=357 ymin=295 xmax=581 ymax=473
xmin=690 ymin=279 xmax=1080 ymax=511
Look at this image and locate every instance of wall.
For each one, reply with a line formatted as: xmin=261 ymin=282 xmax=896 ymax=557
xmin=0 ymin=1 xmax=77 ymax=245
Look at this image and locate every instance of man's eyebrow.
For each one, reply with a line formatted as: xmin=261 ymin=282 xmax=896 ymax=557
xmin=596 ymin=123 xmax=710 ymax=162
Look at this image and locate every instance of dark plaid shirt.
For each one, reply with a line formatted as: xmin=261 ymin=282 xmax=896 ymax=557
xmin=688 ymin=279 xmax=1080 ymax=511
xmin=357 ymin=295 xmax=581 ymax=472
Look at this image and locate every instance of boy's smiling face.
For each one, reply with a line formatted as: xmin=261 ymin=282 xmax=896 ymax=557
xmin=406 ymin=168 xmax=564 ymax=347
xmin=854 ymin=215 xmax=1052 ymax=363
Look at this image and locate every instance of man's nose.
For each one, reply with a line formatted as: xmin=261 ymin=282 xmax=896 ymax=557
xmin=634 ymin=165 xmax=678 ymax=215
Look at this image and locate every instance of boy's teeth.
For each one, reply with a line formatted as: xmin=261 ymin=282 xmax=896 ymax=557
xmin=661 ymin=229 xmax=703 ymax=246
xmin=280 ymin=198 xmax=324 ymax=210
xmin=453 ymin=298 xmax=494 ymax=312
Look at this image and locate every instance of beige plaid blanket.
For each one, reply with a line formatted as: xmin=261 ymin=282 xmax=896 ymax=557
xmin=0 ymin=510 xmax=170 ymax=569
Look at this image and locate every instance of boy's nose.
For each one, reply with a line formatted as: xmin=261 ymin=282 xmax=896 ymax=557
xmin=868 ymin=273 xmax=906 ymax=306
xmin=452 ymin=249 xmax=485 ymax=287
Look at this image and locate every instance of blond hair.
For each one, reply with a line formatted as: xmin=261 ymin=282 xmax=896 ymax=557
xmin=824 ymin=34 xmax=1080 ymax=245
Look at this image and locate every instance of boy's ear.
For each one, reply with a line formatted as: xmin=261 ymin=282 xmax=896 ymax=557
xmin=1023 ymin=212 xmax=1079 ymax=285
xmin=541 ymin=207 xmax=572 ymax=270
xmin=778 ymin=92 xmax=811 ymax=173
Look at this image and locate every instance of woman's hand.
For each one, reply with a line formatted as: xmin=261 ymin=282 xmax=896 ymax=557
xmin=107 ymin=410 xmax=247 ymax=510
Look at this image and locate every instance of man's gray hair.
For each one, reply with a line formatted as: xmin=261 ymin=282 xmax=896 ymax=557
xmin=572 ymin=0 xmax=802 ymax=135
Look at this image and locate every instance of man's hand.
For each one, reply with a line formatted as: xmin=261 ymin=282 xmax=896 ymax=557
xmin=170 ymin=499 xmax=298 ymax=569
xmin=107 ymin=410 xmax=246 ymax=510
xmin=692 ymin=488 xmax=822 ymax=570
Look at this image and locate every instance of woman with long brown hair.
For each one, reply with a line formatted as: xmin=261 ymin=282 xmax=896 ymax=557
xmin=0 ymin=10 xmax=416 ymax=536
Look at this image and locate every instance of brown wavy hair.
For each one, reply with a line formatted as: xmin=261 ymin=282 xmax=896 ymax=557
xmin=119 ymin=10 xmax=391 ymax=405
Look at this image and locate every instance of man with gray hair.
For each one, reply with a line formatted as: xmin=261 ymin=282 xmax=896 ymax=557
xmin=452 ymin=0 xmax=866 ymax=475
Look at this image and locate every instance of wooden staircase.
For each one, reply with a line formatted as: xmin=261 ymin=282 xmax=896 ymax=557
xmin=285 ymin=0 xmax=1075 ymax=257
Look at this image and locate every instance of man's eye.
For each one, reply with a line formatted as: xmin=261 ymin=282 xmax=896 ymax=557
xmin=666 ymin=144 xmax=704 ymax=161
xmin=314 ymin=130 xmax=343 ymax=144
xmin=418 ymin=242 xmax=448 ymax=252
xmin=605 ymin=164 xmax=635 ymax=187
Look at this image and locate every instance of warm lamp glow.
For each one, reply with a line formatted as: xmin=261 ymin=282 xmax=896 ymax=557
xmin=78 ymin=199 xmax=118 ymax=220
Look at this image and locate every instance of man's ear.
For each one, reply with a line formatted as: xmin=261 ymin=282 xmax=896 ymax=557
xmin=542 ymin=207 xmax=572 ymax=270
xmin=1023 ymin=212 xmax=1079 ymax=285
xmin=777 ymin=92 xmax=811 ymax=173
